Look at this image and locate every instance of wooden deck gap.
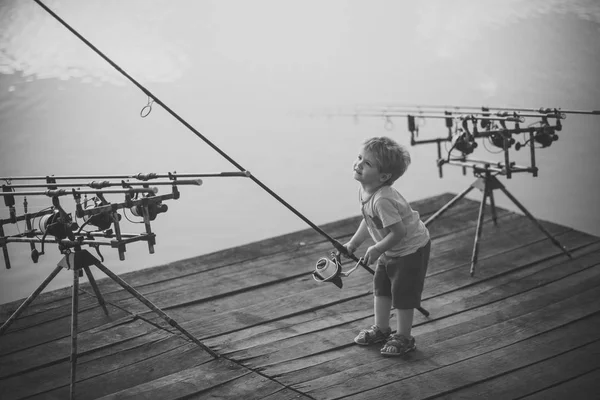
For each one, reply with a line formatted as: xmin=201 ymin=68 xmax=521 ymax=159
xmin=419 ymin=259 xmax=600 ymax=330
xmin=327 ymin=310 xmax=600 ymax=400
xmin=424 ymin=332 xmax=600 ymax=399
xmin=218 ymin=354 xmax=319 ymax=400
xmin=75 ymin=341 xmax=198 ymax=385
xmin=421 ymin=237 xmax=599 ymax=303
xmin=201 ymin=292 xmax=373 ymax=344
xmin=28 ymin=342 xmax=214 ymax=400
xmin=0 ymin=292 xmax=105 ymax=333
xmin=514 ymin=366 xmax=600 ymax=400
xmin=159 ymin=273 xmax=317 ymax=313
xmin=426 ymin=226 xmax=574 ymax=279
xmin=439 ymin=309 xmax=600 ymax=381
xmin=1 ymin=350 xmax=69 ymax=381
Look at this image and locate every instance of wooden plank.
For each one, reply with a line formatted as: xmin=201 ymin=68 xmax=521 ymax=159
xmin=0 ymin=291 xmax=122 ymax=333
xmin=292 ymin=283 xmax=600 ymax=399
xmin=28 ymin=342 xmax=217 ymax=400
xmin=0 ymin=331 xmax=184 ymax=400
xmin=519 ymin=368 xmax=600 ymax=400
xmin=0 ymin=316 xmax=163 ymax=378
xmin=182 ymin=372 xmax=297 ymax=400
xmin=343 ymin=313 xmax=600 ymax=400
xmin=424 ymin=229 xmax=592 ymax=298
xmin=200 ymin=232 xmax=599 ymax=357
xmin=421 ymin=240 xmax=600 ymax=313
xmin=247 ymin=262 xmax=600 ymax=372
xmin=126 ymin=208 xmax=549 ymax=326
xmin=102 ymin=195 xmax=491 ymax=311
xmin=415 ymin=243 xmax=600 ymax=334
xmin=258 ymin=239 xmax=600 ymax=381
xmin=0 ymin=286 xmax=77 ymax=322
xmin=93 ymin=358 xmax=249 ymax=400
xmin=424 ymin=214 xmax=571 ymax=278
xmin=183 ymin=229 xmax=595 ymax=346
xmin=0 ymin=302 xmax=128 ymax=356
xmin=432 ymin=339 xmax=600 ymax=399
xmin=182 ymin=273 xmax=374 ymax=340
xmin=206 ymin=295 xmax=375 ymax=355
xmin=265 ymin=262 xmax=600 ymax=394
xmin=219 ymin=241 xmax=600 ymax=361
xmin=260 ymin=388 xmax=315 ymax=400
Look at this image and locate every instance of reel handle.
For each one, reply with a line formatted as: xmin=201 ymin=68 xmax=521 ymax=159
xmin=340 ymin=257 xmax=364 ymax=277
xmin=335 ymin=248 xmax=375 ymax=275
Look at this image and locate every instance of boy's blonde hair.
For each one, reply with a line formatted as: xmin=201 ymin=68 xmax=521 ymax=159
xmin=363 ymin=136 xmax=411 ymax=185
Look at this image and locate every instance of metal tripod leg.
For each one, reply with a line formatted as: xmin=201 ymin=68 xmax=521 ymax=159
xmin=470 ymin=185 xmax=489 ymax=276
xmin=82 ymin=265 xmax=109 ymax=315
xmin=70 ymin=268 xmax=79 ymax=400
xmin=498 ymin=185 xmax=572 ymax=258
xmin=488 ymin=188 xmax=498 ymax=226
xmin=425 ymin=185 xmax=475 ymax=226
xmin=0 ymin=265 xmax=62 ymax=334
xmin=89 ymin=254 xmax=219 ymax=359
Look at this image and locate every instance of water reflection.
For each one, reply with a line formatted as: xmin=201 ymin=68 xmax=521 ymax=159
xmin=1 ymin=0 xmax=192 ymax=86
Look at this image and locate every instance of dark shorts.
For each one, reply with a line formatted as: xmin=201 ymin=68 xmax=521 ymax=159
xmin=373 ymin=240 xmax=431 ymax=309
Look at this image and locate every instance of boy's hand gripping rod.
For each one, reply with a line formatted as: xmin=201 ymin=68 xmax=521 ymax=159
xmin=33 ymin=0 xmax=430 ymax=318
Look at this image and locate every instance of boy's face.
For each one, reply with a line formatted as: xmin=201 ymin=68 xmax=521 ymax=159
xmin=353 ymin=148 xmax=390 ymax=186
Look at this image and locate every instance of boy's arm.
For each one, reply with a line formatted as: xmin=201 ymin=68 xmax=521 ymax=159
xmin=344 ymin=219 xmax=370 ymax=255
xmin=363 ymin=220 xmax=407 ymax=265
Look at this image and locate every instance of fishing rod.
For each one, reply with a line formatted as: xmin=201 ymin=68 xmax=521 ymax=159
xmin=347 ymin=107 xmax=565 ymax=120
xmin=0 ymin=188 xmax=156 ymax=197
xmin=356 ymin=104 xmax=600 ymax=115
xmin=2 ymin=179 xmax=202 ymax=190
xmin=336 ymin=112 xmax=524 ymax=122
xmin=31 ymin=1 xmax=378 ymax=280
xmin=0 ymin=172 xmax=247 ymax=182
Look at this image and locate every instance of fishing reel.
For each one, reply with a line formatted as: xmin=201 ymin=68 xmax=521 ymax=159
xmin=80 ymin=194 xmax=121 ymax=231
xmin=38 ymin=210 xmax=77 ymax=240
xmin=312 ymin=251 xmax=363 ymax=289
xmin=451 ymin=120 xmax=478 ymax=155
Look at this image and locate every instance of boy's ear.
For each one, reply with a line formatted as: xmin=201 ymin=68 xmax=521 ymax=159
xmin=379 ymin=172 xmax=392 ymax=183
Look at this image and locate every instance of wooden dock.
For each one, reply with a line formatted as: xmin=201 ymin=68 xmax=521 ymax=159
xmin=1 ymin=192 xmax=599 ymax=399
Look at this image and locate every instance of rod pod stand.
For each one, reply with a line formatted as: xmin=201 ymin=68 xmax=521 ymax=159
xmin=0 ymin=248 xmax=218 ymax=400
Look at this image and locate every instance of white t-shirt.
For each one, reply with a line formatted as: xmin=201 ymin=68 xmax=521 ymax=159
xmin=360 ymin=185 xmax=430 ymax=257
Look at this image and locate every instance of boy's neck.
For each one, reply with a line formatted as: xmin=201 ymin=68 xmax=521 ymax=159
xmin=361 ymin=182 xmax=386 ymax=197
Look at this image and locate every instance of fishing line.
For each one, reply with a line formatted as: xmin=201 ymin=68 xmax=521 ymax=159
xmin=32 ymin=0 xmax=368 ymax=270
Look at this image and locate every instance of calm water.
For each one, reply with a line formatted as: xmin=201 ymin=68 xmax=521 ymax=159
xmin=1 ymin=0 xmax=599 ymax=304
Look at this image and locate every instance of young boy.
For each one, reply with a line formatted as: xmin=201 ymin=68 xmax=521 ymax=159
xmin=344 ymin=136 xmax=431 ymax=356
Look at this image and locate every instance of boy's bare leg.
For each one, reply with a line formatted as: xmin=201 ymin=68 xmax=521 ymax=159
xmin=396 ymin=308 xmax=414 ymax=337
xmin=374 ymin=296 xmax=392 ymax=330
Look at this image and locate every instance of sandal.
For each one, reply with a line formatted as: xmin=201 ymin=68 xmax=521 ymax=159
xmin=354 ymin=325 xmax=391 ymax=346
xmin=381 ymin=334 xmax=416 ymax=356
